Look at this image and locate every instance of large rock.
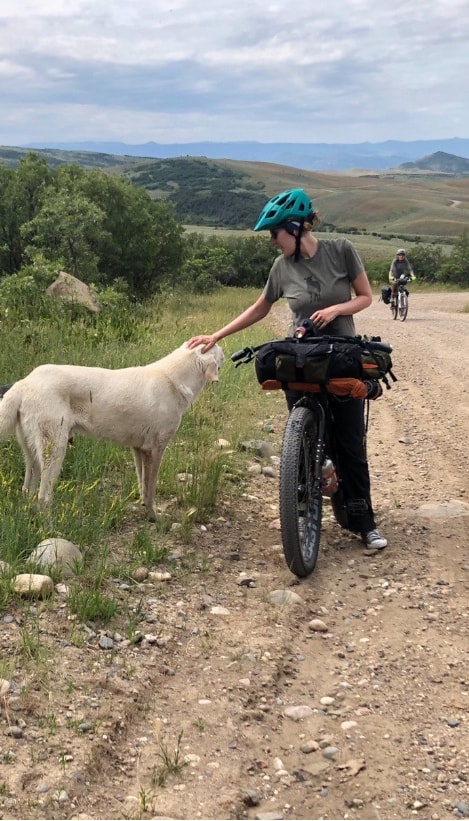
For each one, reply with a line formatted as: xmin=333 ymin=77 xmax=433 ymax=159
xmin=46 ymin=271 xmax=100 ymax=313
xmin=13 ymin=574 xmax=54 ymax=598
xmin=30 ymin=538 xmax=83 ymax=578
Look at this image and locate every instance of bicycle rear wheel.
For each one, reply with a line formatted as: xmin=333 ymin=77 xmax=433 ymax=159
xmin=391 ymin=298 xmax=398 ymax=320
xmin=279 ymin=405 xmax=323 ymax=577
xmin=398 ymin=291 xmax=408 ymax=321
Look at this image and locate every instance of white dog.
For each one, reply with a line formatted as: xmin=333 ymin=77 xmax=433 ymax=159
xmin=0 ymin=342 xmax=224 ymax=520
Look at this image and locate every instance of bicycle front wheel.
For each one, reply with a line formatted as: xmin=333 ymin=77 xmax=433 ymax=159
xmin=279 ymin=405 xmax=323 ymax=578
xmin=398 ymin=291 xmax=408 ymax=321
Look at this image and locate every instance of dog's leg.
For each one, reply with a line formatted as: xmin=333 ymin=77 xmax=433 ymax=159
xmin=132 ymin=448 xmax=144 ymax=497
xmin=140 ymin=447 xmax=165 ymax=522
xmin=37 ymin=430 xmax=69 ymax=507
xmin=16 ymin=427 xmax=41 ymax=494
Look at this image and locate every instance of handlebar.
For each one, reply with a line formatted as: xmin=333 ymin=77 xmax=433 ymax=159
xmin=231 ymin=334 xmax=392 ymax=366
xmin=364 ymin=339 xmax=393 ymax=353
xmin=231 ymin=344 xmax=265 ymax=366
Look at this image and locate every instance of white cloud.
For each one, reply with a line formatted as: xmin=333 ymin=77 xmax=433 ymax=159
xmin=0 ymin=0 xmax=468 ymax=146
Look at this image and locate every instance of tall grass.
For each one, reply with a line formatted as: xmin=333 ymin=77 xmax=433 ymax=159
xmin=0 ymin=288 xmax=282 ymax=584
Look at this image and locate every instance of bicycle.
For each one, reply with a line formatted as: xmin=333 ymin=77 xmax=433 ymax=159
xmin=390 ymin=276 xmax=410 ymax=321
xmin=232 ymin=333 xmax=393 ymax=578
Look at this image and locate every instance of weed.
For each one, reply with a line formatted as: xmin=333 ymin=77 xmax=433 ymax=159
xmin=194 ymin=717 xmax=205 ymax=732
xmin=58 ymin=751 xmax=68 ymax=774
xmin=19 ymin=623 xmax=49 ymax=664
xmin=139 ymin=784 xmax=152 ymax=814
xmin=37 ymin=713 xmax=58 ymax=735
xmin=129 ymin=528 xmax=169 ymax=566
xmin=124 ymin=598 xmax=146 ymax=641
xmin=68 ymin=624 xmax=86 ymax=648
xmin=151 ymin=730 xmax=188 ymax=787
xmin=66 ymin=585 xmax=119 ymax=623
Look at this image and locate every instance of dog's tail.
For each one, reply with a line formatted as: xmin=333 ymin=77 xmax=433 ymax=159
xmin=0 ymin=384 xmax=21 ymax=437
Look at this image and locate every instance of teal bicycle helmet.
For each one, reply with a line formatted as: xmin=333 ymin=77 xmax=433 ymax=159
xmin=253 ymin=188 xmax=313 ymax=232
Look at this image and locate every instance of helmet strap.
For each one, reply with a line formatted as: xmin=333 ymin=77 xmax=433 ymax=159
xmin=293 ymin=219 xmax=305 ymax=261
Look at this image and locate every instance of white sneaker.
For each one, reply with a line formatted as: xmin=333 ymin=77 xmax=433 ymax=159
xmin=362 ymin=529 xmax=387 ymax=550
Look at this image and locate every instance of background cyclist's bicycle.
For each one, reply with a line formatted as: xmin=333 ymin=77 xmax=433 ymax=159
xmin=383 ymin=276 xmax=411 ymax=321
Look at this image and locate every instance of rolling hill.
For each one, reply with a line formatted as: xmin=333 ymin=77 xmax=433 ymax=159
xmin=1 ymin=145 xmax=468 ymax=239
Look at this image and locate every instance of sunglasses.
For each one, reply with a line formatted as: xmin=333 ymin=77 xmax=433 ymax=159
xmin=270 ymin=228 xmax=282 ymax=239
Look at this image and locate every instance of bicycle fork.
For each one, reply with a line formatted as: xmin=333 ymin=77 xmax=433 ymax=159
xmin=296 ymin=397 xmax=327 ymax=491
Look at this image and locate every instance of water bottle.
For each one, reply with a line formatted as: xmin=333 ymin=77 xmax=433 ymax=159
xmin=321 ymin=457 xmax=339 ymax=496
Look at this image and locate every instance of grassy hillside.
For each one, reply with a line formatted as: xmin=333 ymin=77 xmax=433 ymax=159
xmin=1 ymin=146 xmax=468 ymax=240
xmin=225 ymin=160 xmax=469 ymax=239
xmin=123 ymin=157 xmax=469 ymax=240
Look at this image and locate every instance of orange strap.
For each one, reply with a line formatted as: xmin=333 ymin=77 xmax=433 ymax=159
xmin=261 ymin=377 xmax=368 ymax=399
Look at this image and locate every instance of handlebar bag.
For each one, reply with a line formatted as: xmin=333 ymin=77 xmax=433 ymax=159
xmin=255 ymin=339 xmax=393 ymax=387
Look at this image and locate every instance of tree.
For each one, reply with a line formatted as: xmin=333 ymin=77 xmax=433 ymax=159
xmin=438 ymin=231 xmax=469 ymax=286
xmin=0 ymin=153 xmax=51 ymax=275
xmin=21 ymin=189 xmax=106 ymax=279
xmin=57 ymin=166 xmax=184 ymax=295
xmin=180 ymin=234 xmax=231 ymax=292
xmin=408 ymin=245 xmax=443 ymax=282
xmin=0 ymin=159 xmax=185 ymax=296
xmin=224 ymin=236 xmax=277 ymax=288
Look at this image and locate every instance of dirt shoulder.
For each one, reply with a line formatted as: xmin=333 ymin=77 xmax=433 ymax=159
xmin=1 ymin=292 xmax=468 ymax=821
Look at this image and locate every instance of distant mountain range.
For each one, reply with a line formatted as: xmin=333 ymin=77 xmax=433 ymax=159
xmin=21 ymin=138 xmax=469 ymax=172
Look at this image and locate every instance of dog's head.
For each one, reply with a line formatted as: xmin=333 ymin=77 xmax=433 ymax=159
xmin=190 ymin=343 xmax=225 ymax=382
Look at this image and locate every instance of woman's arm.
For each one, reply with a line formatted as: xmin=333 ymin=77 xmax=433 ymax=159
xmin=311 ymin=271 xmax=373 ymax=330
xmin=187 ymin=294 xmax=273 ymax=351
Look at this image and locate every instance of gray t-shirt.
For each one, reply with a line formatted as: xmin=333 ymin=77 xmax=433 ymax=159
xmin=263 ymin=237 xmax=364 ymax=337
xmin=390 ymin=258 xmax=413 ymax=279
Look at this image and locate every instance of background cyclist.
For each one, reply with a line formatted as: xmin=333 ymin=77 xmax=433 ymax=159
xmin=389 ymin=249 xmax=415 ymax=302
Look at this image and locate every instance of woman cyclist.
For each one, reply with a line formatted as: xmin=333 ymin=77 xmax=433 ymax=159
xmin=389 ymin=249 xmax=415 ymax=302
xmin=188 ymin=188 xmax=387 ymax=550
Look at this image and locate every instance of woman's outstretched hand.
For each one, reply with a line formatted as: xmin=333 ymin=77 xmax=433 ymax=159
xmin=186 ymin=334 xmax=219 ymax=352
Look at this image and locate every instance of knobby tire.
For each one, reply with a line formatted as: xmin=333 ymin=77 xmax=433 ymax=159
xmin=279 ymin=406 xmax=323 ymax=577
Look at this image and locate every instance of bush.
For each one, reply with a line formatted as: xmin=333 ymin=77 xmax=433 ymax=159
xmin=0 ymin=272 xmax=55 ymax=321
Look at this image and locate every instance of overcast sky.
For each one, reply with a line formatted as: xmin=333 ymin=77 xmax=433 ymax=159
xmin=1 ymin=0 xmax=468 ymax=147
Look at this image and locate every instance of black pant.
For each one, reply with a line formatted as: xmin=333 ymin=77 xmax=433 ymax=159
xmin=284 ymin=390 xmax=376 ymax=534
